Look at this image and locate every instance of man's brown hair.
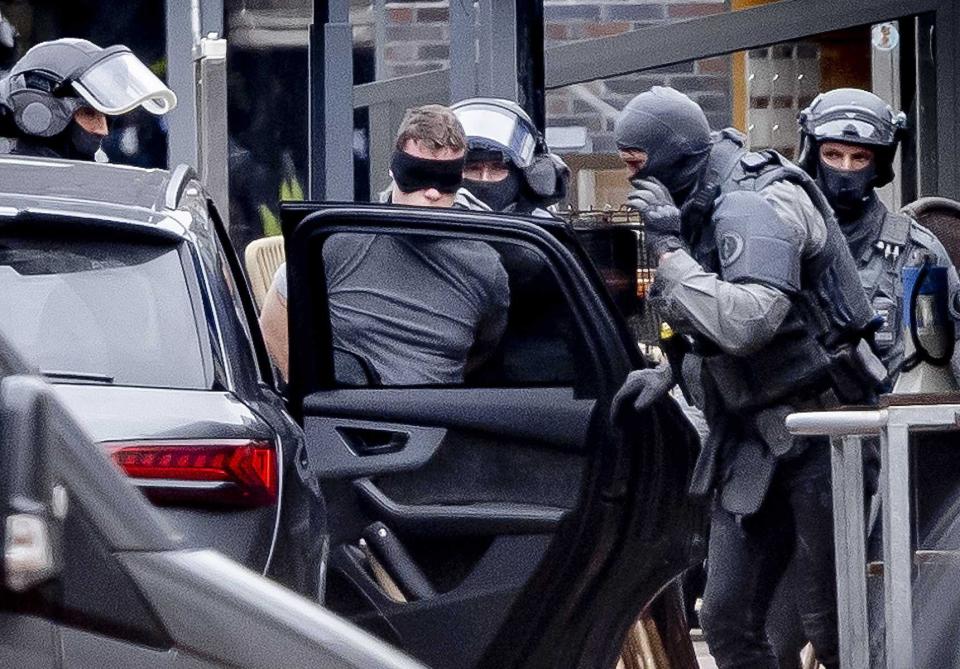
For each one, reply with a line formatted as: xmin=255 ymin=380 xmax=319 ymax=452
xmin=395 ymin=104 xmax=467 ymax=153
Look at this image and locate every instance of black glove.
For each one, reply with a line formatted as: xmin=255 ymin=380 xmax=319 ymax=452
xmin=610 ymin=362 xmax=675 ymax=425
xmin=626 ymin=177 xmax=687 ymax=259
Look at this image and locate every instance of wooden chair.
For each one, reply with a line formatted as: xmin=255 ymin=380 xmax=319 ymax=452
xmin=244 ymin=236 xmax=285 ymax=310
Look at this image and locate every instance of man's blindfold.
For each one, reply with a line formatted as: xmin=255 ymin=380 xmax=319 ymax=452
xmin=391 ymin=149 xmax=464 ymax=194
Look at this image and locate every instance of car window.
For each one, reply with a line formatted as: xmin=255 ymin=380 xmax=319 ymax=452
xmin=210 ymin=217 xmax=270 ymax=385
xmin=0 ymin=235 xmax=209 ymax=389
xmin=319 ymin=232 xmax=598 ymax=396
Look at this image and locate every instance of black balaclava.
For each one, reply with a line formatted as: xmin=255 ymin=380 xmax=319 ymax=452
xmin=463 ymin=164 xmax=521 ymax=212
xmin=68 ymin=119 xmax=103 ymax=159
xmin=614 ymin=86 xmax=712 ymax=203
xmin=816 ymin=152 xmax=876 ymax=217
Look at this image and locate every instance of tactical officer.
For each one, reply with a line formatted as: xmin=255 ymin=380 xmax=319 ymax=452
xmin=611 ymin=87 xmax=887 ymax=669
xmin=798 ymin=88 xmax=960 ymax=381
xmin=0 ymin=38 xmax=176 ymax=160
xmin=451 ymin=97 xmax=568 ymax=216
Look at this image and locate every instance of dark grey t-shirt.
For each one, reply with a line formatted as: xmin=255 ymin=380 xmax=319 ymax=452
xmin=273 ymin=233 xmax=509 ymax=384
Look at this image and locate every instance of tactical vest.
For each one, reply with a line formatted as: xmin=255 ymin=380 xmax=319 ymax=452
xmin=854 ymin=202 xmax=941 ymax=378
xmin=683 ymin=130 xmax=883 ymax=413
xmin=681 ymin=130 xmax=886 ymax=514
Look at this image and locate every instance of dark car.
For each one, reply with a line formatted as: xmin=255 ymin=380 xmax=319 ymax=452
xmin=0 ymin=155 xmax=707 ymax=668
xmin=0 ymin=157 xmax=323 ymax=596
xmin=0 ymin=331 xmax=426 ymax=669
xmin=276 ymin=202 xmax=707 ymax=669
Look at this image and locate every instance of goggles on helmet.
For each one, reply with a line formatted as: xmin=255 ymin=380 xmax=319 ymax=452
xmin=804 ymin=104 xmax=905 ymax=148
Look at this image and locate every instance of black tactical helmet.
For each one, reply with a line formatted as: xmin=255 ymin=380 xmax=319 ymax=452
xmin=0 ymin=38 xmax=176 ymax=139
xmin=797 ymin=88 xmax=907 ymax=187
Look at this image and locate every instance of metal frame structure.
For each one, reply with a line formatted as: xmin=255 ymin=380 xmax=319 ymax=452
xmin=350 ymin=0 xmax=960 ymax=200
xmin=309 ymin=0 xmax=354 ymax=201
xmin=166 ymin=0 xmax=223 ymax=169
xmin=787 ymin=403 xmax=960 ymax=669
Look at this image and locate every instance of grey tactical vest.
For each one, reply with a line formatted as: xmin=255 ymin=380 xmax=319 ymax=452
xmin=682 ymin=130 xmax=884 ymax=514
xmin=684 ymin=129 xmax=880 ymax=412
xmin=853 ymin=200 xmax=945 ymax=379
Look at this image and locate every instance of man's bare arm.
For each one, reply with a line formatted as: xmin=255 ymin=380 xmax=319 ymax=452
xmin=259 ymin=285 xmax=289 ymax=381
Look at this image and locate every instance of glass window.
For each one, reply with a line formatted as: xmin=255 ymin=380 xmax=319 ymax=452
xmin=0 ymin=236 xmax=208 ymax=389
xmin=320 ymin=232 xmax=596 ymax=394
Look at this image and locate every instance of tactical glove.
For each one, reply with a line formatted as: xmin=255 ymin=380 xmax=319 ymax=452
xmin=626 ymin=177 xmax=687 ymax=259
xmin=610 ymin=362 xmax=675 ymax=425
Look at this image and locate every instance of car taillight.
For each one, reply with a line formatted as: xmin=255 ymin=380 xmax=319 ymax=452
xmin=104 ymin=439 xmax=278 ymax=507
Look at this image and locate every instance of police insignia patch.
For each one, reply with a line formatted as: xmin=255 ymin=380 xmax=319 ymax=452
xmin=719 ymin=232 xmax=744 ymax=267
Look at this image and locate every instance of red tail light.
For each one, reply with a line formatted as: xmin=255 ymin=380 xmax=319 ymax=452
xmin=104 ymin=439 xmax=278 ymax=507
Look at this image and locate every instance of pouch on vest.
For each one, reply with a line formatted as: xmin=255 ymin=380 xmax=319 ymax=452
xmin=702 ymin=323 xmax=833 ymax=413
xmin=824 ymin=339 xmax=890 ymax=403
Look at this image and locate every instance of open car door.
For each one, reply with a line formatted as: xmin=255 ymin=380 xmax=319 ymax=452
xmin=281 ymin=203 xmax=705 ymax=669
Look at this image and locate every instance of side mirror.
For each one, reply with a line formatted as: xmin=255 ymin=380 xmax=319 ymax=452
xmin=0 ymin=375 xmax=66 ymax=595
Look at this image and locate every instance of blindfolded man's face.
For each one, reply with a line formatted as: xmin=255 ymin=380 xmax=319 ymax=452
xmin=391 ymin=140 xmax=466 ymax=208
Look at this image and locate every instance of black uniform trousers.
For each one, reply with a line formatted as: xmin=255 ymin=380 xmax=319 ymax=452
xmin=699 ymin=439 xmax=839 ymax=669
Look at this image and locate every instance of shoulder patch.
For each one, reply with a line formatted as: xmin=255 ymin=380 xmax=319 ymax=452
xmin=719 ymin=231 xmax=745 ymax=267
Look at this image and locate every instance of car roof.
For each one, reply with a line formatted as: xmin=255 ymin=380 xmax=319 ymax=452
xmin=0 ymin=155 xmax=195 ymax=235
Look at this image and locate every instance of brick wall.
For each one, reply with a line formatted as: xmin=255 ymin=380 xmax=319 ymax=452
xmin=369 ymin=1 xmax=734 ymax=155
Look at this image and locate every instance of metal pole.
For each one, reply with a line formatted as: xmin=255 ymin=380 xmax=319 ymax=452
xmin=195 ymin=36 xmax=229 ymax=225
xmin=308 ymin=0 xmax=329 ymax=200
xmin=475 ymin=0 xmax=544 ymax=127
xmin=324 ymin=0 xmax=354 ymax=201
xmin=166 ymin=0 xmax=199 ymax=168
xmin=881 ymin=420 xmax=914 ymax=669
xmin=486 ymin=0 xmax=518 ymax=101
xmin=373 ymin=0 xmax=387 ymax=80
xmin=830 ymin=435 xmax=870 ymax=669
xmin=450 ymin=0 xmax=478 ymax=103
xmin=309 ymin=0 xmax=354 ymax=201
xmin=165 ymin=0 xmax=223 ymax=170
xmin=515 ymin=0 xmax=545 ymax=132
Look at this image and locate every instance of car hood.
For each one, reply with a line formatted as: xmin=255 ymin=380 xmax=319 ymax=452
xmin=51 ymin=384 xmax=274 ymax=443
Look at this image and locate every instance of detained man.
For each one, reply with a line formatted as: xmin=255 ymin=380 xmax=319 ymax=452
xmin=260 ymin=104 xmax=508 ymax=385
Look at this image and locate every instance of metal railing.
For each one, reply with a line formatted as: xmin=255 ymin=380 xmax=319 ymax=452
xmin=786 ymin=402 xmax=960 ymax=669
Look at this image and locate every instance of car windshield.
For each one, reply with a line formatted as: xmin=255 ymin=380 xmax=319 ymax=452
xmin=0 ymin=235 xmax=209 ymax=389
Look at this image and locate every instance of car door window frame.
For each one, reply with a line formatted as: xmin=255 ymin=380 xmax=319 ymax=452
xmin=281 ymin=205 xmax=633 ymax=409
xmin=206 ymin=199 xmax=277 ymax=390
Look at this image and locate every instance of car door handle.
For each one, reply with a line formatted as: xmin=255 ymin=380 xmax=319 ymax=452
xmin=337 ymin=426 xmax=410 ymax=456
xmin=354 ymin=478 xmax=567 ymax=536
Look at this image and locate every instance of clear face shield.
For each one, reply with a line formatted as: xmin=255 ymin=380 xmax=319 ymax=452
xmin=456 ymin=105 xmax=537 ymax=168
xmin=70 ymin=48 xmax=177 ymax=116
